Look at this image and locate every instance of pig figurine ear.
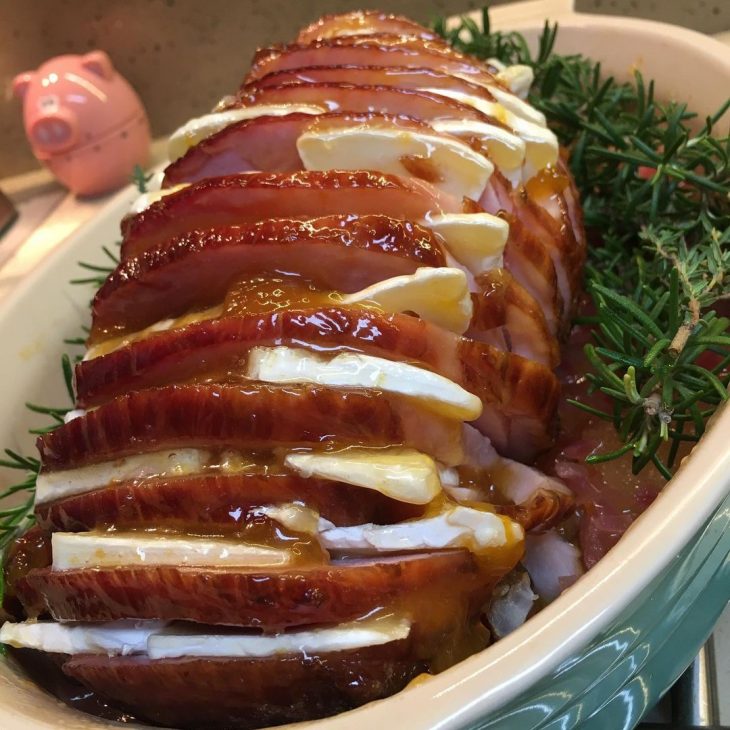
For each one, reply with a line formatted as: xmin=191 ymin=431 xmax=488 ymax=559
xmin=12 ymin=72 xmax=34 ymax=100
xmin=80 ymin=50 xmax=115 ymax=80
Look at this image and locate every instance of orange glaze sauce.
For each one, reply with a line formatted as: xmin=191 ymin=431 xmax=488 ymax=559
xmin=88 ymin=274 xmax=346 ymax=358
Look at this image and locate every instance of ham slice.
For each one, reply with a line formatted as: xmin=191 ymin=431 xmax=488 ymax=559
xmin=297 ymin=11 xmax=439 ymax=43
xmin=74 ymin=309 xmax=560 ymax=461
xmin=64 ymin=647 xmax=424 ymax=730
xmin=235 ymin=81 xmax=489 ymax=124
xmin=36 ymin=473 xmax=420 ymax=533
xmin=20 ymin=550 xmax=481 ymax=627
xmin=96 ymin=215 xmax=445 ymax=339
xmin=469 ymin=269 xmax=558 ymax=367
xmin=481 ymin=169 xmax=585 ymax=321
xmin=162 ymin=111 xmax=478 ymax=187
xmin=120 ymin=171 xmax=460 ymax=261
xmin=246 ymin=35 xmax=502 ymax=90
xmin=39 ymin=383 xmax=465 ymax=470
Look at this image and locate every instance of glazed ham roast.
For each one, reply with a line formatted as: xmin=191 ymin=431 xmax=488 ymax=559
xmin=1 ymin=11 xmax=587 ymax=729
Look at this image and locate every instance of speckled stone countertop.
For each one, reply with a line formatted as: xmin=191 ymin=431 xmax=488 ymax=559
xmin=1 ymin=0 xmax=729 ymax=178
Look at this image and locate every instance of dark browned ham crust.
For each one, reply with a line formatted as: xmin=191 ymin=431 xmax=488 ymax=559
xmin=245 ymin=35 xmax=501 ymax=87
xmin=163 ymin=112 xmax=447 ymax=187
xmin=120 ymin=171 xmax=461 ymax=261
xmin=94 ymin=215 xmax=445 ymax=339
xmin=74 ymin=309 xmax=559 ymax=461
xmin=38 ymin=383 xmax=464 ymax=470
xmin=20 ymin=550 xmax=480 ymax=627
xmin=36 ymin=473 xmax=421 ymax=533
xmin=296 ymin=11 xmax=439 ymax=43
xmin=63 ymin=645 xmax=424 ymax=729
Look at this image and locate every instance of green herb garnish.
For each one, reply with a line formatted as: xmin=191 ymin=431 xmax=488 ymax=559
xmin=435 ymin=8 xmax=730 ymax=477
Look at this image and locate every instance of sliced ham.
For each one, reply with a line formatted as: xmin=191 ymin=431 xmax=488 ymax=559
xmin=162 ymin=111 xmax=483 ymax=188
xmin=96 ymin=215 xmax=445 ymax=339
xmin=296 ymin=11 xmax=439 ymax=43
xmin=481 ymin=169 xmax=585 ymax=320
xmin=120 ymin=171 xmax=461 ymax=261
xmin=35 ymin=473 xmax=421 ymax=533
xmin=235 ymin=81 xmax=489 ymax=125
xmin=469 ymin=269 xmax=559 ymax=367
xmin=64 ymin=647 xmax=424 ymax=730
xmin=38 ymin=383 xmax=465 ymax=471
xmin=253 ymin=64 xmax=497 ymax=96
xmin=74 ymin=309 xmax=560 ymax=462
xmin=20 ymin=550 xmax=481 ymax=627
xmin=498 ymin=488 xmax=575 ymax=533
xmin=246 ymin=36 xmax=502 ymax=91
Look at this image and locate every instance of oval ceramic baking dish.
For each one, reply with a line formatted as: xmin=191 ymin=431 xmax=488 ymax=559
xmin=0 ymin=4 xmax=727 ymax=729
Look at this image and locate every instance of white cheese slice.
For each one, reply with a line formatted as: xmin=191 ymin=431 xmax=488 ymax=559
xmin=0 ymin=616 xmax=409 ymax=659
xmin=424 ymin=213 xmax=508 ymax=274
xmin=285 ymin=448 xmax=442 ymax=504
xmin=0 ymin=620 xmax=165 ymax=656
xmin=341 ymin=267 xmax=473 ymax=334
xmin=254 ymin=503 xmax=321 ymax=536
xmin=297 ymin=124 xmax=494 ymax=201
xmin=320 ymin=505 xmax=520 ymax=553
xmin=493 ymin=64 xmax=534 ymax=100
xmin=168 ymin=103 xmax=327 ymax=160
xmin=425 ymin=89 xmax=558 ymax=170
xmin=148 ymin=615 xmax=411 ymax=659
xmin=429 ymin=118 xmax=525 ymax=172
xmin=35 ymin=448 xmax=210 ymax=505
xmin=51 ymin=532 xmax=293 ymax=570
xmin=246 ymin=346 xmax=482 ymax=421
xmin=448 ymin=73 xmax=547 ymax=127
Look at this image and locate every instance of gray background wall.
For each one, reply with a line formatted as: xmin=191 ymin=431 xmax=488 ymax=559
xmin=2 ymin=0 xmax=729 ymax=178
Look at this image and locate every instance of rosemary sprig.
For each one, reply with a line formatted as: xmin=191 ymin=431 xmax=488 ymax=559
xmin=0 ymin=355 xmax=75 ymax=556
xmin=436 ymin=9 xmax=730 ymax=477
xmin=131 ymin=164 xmax=153 ymax=194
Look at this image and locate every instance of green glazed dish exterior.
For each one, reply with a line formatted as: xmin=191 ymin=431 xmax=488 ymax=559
xmin=471 ymin=492 xmax=730 ymax=729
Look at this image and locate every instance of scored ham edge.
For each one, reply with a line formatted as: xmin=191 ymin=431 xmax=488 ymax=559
xmin=19 ymin=550 xmax=486 ymax=628
xmin=37 ymin=383 xmax=466 ymax=470
xmin=296 ymin=11 xmax=441 ymax=43
xmin=63 ymin=647 xmax=424 ymax=730
xmin=96 ymin=215 xmax=446 ymax=337
xmin=35 ymin=472 xmax=423 ymax=534
xmin=120 ymin=171 xmax=463 ymax=261
xmin=92 ymin=221 xmax=558 ymax=367
xmin=245 ymin=35 xmax=507 ymax=88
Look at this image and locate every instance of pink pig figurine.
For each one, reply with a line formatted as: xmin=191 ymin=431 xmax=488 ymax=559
xmin=13 ymin=51 xmax=150 ymax=197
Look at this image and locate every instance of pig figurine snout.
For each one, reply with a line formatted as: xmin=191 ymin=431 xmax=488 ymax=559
xmin=12 ymin=51 xmax=149 ymax=196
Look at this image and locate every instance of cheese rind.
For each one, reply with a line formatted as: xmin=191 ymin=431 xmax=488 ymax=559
xmin=0 ymin=620 xmax=165 ymax=656
xmin=168 ymin=103 xmax=326 ymax=160
xmin=297 ymin=124 xmax=494 ymax=201
xmin=51 ymin=532 xmax=293 ymax=570
xmin=319 ymin=506 xmax=519 ymax=553
xmin=285 ymin=448 xmax=442 ymax=504
xmin=0 ymin=616 xmax=410 ymax=659
xmin=341 ymin=267 xmax=473 ymax=335
xmin=429 ymin=118 xmax=525 ymax=172
xmin=247 ymin=345 xmax=482 ymax=420
xmin=425 ymin=89 xmax=558 ymax=169
xmin=35 ymin=449 xmax=209 ymax=505
xmin=424 ymin=213 xmax=508 ymax=274
xmin=148 ymin=615 xmax=411 ymax=659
